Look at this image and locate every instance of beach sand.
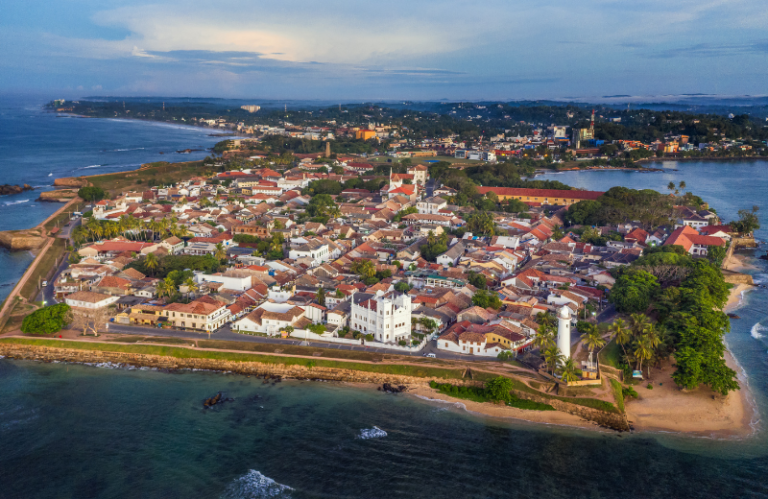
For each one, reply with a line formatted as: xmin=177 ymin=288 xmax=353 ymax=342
xmin=624 ymin=353 xmax=755 ymax=438
xmin=406 ymin=384 xmax=604 ymax=431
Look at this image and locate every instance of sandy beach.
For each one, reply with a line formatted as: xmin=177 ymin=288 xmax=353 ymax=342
xmin=406 ymin=384 xmax=605 ymax=431
xmin=624 ymin=352 xmax=756 ymax=438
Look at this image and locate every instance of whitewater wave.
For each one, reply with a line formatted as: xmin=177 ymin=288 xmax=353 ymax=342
xmin=3 ymin=199 xmax=30 ymax=206
xmin=81 ymin=164 xmax=102 ymax=169
xmin=751 ymin=323 xmax=765 ymax=340
xmin=220 ymin=470 xmax=293 ymax=499
xmin=114 ymin=147 xmax=145 ymax=152
xmin=357 ymin=426 xmax=387 ymax=440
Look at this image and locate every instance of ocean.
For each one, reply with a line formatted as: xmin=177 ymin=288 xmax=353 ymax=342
xmin=0 ymin=97 xmax=232 ymax=302
xmin=2 ymin=104 xmax=768 ymax=497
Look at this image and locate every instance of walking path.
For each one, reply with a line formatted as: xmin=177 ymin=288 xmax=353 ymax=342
xmin=0 ymin=237 xmax=55 ymax=328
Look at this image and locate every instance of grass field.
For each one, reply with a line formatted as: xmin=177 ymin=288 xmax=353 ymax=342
xmin=610 ymin=379 xmax=625 ymax=413
xmin=43 ymin=200 xmax=86 ymax=232
xmin=20 ymin=238 xmax=67 ymax=301
xmin=598 ymin=338 xmax=623 ymax=368
xmin=86 ymin=160 xmax=208 ymax=194
xmin=0 ymin=338 xmax=470 ymax=380
xmin=197 ymin=339 xmax=385 ymax=362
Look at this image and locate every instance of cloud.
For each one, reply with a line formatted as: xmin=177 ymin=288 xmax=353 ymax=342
xmin=648 ymin=41 xmax=768 ymax=58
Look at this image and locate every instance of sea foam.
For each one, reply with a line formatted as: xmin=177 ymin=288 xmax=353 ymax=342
xmin=357 ymin=426 xmax=387 ymax=439
xmin=3 ymin=199 xmax=30 ymax=206
xmin=751 ymin=322 xmax=765 ymax=340
xmin=220 ymin=470 xmax=293 ymax=499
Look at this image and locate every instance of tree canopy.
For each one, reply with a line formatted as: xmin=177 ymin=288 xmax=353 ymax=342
xmin=21 ymin=304 xmax=71 ymax=334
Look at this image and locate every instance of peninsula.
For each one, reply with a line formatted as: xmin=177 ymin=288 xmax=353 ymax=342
xmin=0 ymin=110 xmax=760 ymax=436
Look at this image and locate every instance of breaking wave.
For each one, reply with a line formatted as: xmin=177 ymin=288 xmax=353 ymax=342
xmin=81 ymin=164 xmax=102 ymax=169
xmin=221 ymin=470 xmax=293 ymax=499
xmin=114 ymin=147 xmax=145 ymax=152
xmin=751 ymin=323 xmax=766 ymax=340
xmin=3 ymin=199 xmax=30 ymax=206
xmin=357 ymin=426 xmax=387 ymax=439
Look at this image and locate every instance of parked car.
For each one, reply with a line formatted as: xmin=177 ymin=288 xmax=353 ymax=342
xmin=423 ymin=353 xmax=436 ymax=358
xmin=41 ymin=280 xmax=48 ymax=287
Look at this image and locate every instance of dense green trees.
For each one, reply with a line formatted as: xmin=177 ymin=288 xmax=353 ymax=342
xmin=21 ymin=304 xmax=71 ymax=334
xmin=78 ymin=186 xmax=107 ymax=202
xmin=420 ymin=231 xmax=448 ymax=262
xmin=564 ymin=187 xmax=675 ymax=230
xmin=128 ymin=254 xmax=221 ymax=278
xmin=609 ymin=270 xmax=660 ymax=314
xmin=471 ymin=290 xmax=502 ymax=310
xmin=465 ymin=212 xmax=496 ymax=236
xmin=731 ymin=206 xmax=760 ymax=235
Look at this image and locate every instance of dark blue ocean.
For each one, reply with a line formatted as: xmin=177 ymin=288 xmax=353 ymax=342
xmin=2 ymin=102 xmax=768 ymax=497
xmin=0 ymin=97 xmax=232 ymax=302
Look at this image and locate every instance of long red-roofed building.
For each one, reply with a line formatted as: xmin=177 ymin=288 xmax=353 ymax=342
xmin=476 ymin=187 xmax=604 ymax=206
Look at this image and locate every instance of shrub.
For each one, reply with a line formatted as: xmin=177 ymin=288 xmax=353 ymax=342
xmin=646 ymin=383 xmax=654 ymax=390
xmin=21 ymin=304 xmax=71 ymax=334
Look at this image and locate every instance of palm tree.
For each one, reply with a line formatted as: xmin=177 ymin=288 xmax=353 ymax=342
xmin=533 ymin=324 xmax=556 ymax=351
xmin=157 ymin=276 xmax=176 ymax=300
xmin=144 ymin=252 xmax=159 ymax=276
xmin=214 ymin=242 xmax=227 ymax=261
xmin=580 ymin=324 xmax=606 ymax=369
xmin=559 ymin=357 xmax=581 ymax=383
xmin=633 ymin=337 xmax=653 ymax=379
xmin=183 ymin=277 xmax=198 ymax=298
xmin=427 ymin=230 xmax=436 ymax=246
xmin=543 ymin=346 xmax=565 ymax=376
xmin=610 ymin=318 xmax=631 ymax=357
xmin=630 ymin=313 xmax=650 ymax=340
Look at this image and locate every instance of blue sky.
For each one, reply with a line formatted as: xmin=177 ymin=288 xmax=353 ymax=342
xmin=2 ymin=0 xmax=767 ymax=100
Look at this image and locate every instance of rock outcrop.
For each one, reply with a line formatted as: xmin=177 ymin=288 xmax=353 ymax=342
xmin=53 ymin=177 xmax=88 ymax=188
xmin=0 ymin=184 xmax=33 ymax=196
xmin=0 ymin=229 xmax=47 ymax=251
xmin=37 ymin=189 xmax=78 ymax=202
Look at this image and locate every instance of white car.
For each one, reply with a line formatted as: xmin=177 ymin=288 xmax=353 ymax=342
xmin=423 ymin=353 xmax=436 ymax=358
xmin=41 ymin=280 xmax=48 ymax=287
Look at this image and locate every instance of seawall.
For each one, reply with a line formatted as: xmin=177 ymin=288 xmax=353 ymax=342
xmin=0 ymin=342 xmax=473 ymax=387
xmin=510 ymin=389 xmax=631 ymax=432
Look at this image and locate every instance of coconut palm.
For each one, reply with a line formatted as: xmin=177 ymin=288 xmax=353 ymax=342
xmin=144 ymin=252 xmax=159 ymax=276
xmin=543 ymin=346 xmax=565 ymax=376
xmin=156 ymin=276 xmax=176 ymax=300
xmin=610 ymin=318 xmax=631 ymax=357
xmin=559 ymin=357 xmax=581 ymax=383
xmin=533 ymin=324 xmax=556 ymax=351
xmin=580 ymin=324 xmax=606 ymax=369
xmin=633 ymin=337 xmax=653 ymax=378
xmin=183 ymin=277 xmax=198 ymax=298
xmin=214 ymin=242 xmax=227 ymax=261
xmin=630 ymin=313 xmax=651 ymax=339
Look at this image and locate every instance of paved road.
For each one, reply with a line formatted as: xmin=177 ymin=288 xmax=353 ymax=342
xmin=106 ymin=322 xmax=501 ymax=362
xmin=425 ymin=178 xmax=437 ymax=198
xmin=36 ymin=217 xmax=80 ymax=306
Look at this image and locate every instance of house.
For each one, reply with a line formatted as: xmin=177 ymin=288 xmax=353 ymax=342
xmin=408 ymin=164 xmax=429 ymax=185
xmin=288 ymin=239 xmax=330 ymax=267
xmin=65 ymin=290 xmax=120 ymax=309
xmin=664 ymin=225 xmax=726 ymax=256
xmin=436 ymin=242 xmax=466 ymax=267
xmin=417 ymin=197 xmax=448 ymax=215
xmin=233 ymin=302 xmax=312 ymax=336
xmin=160 ymin=236 xmax=185 ymax=255
xmin=194 ymin=272 xmax=252 ymax=292
xmin=160 ymin=298 xmax=231 ymax=332
xmin=475 ymin=187 xmax=603 ymax=206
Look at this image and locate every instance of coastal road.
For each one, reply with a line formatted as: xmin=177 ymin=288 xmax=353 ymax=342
xmin=105 ymin=323 xmax=499 ymax=362
xmin=425 ymin=178 xmax=437 ymax=198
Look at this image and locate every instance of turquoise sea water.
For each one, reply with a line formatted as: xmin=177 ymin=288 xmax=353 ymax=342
xmin=3 ymin=110 xmax=768 ymax=497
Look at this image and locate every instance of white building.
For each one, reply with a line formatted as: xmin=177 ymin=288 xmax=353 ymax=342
xmin=416 ymin=197 xmax=448 ymax=215
xmin=288 ymin=239 xmax=330 ymax=267
xmin=233 ymin=302 xmax=310 ymax=336
xmin=350 ymin=291 xmax=412 ymax=344
xmin=194 ymin=272 xmax=252 ymax=292
xmin=65 ymin=291 xmax=120 ymax=309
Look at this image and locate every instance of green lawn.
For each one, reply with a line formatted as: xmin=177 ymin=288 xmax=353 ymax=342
xmin=429 ymin=380 xmax=555 ymax=411
xmin=598 ymin=338 xmax=623 ymax=368
xmin=197 ymin=338 xmax=385 ymax=362
xmin=610 ymin=379 xmax=625 ymax=413
xmin=0 ymin=338 xmax=468 ymax=380
xmin=20 ymin=238 xmax=67 ymax=302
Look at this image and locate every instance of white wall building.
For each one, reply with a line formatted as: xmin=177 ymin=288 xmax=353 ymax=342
xmin=194 ymin=272 xmax=252 ymax=292
xmin=350 ymin=291 xmax=412 ymax=344
xmin=65 ymin=291 xmax=120 ymax=309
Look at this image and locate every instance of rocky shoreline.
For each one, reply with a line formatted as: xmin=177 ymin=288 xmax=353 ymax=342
xmin=0 ymin=184 xmax=34 ymax=196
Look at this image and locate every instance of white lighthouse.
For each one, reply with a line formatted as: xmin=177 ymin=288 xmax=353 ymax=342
xmin=557 ymin=305 xmax=572 ymax=361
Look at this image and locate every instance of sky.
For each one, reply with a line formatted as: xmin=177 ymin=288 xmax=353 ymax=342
xmin=2 ymin=0 xmax=768 ymax=101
